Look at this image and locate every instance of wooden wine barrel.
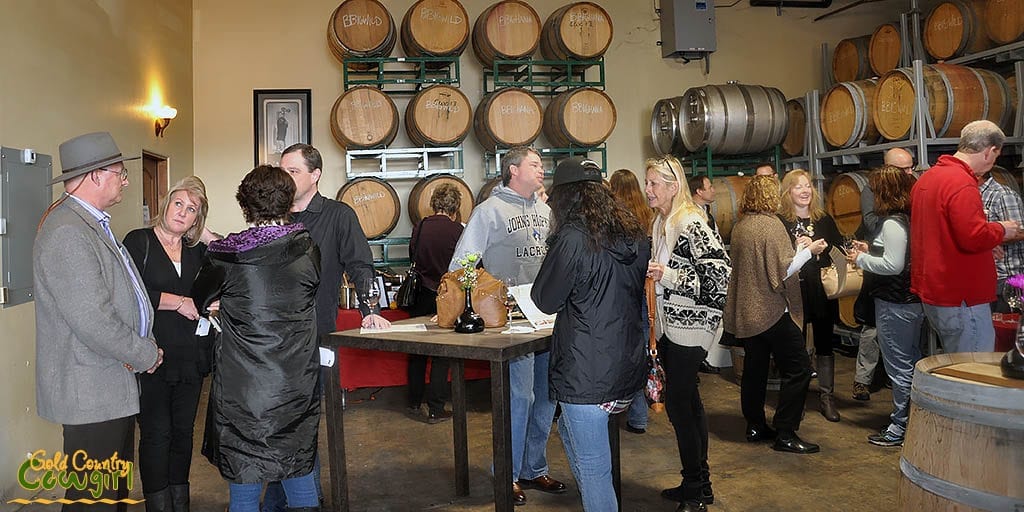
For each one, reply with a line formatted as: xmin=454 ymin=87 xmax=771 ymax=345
xmin=869 ymin=23 xmax=903 ymax=76
xmin=408 ymin=174 xmax=474 ymax=225
xmin=327 ymin=0 xmax=397 ymax=71
xmin=898 ymin=352 xmax=1024 ymax=511
xmin=820 ymin=79 xmax=879 ymax=149
xmin=471 ymin=0 xmax=542 ymax=68
xmin=985 ymin=0 xmax=1024 ymax=45
xmin=832 ymin=35 xmax=872 ymax=83
xmin=924 ymin=0 xmax=993 ymax=60
xmin=679 ymin=83 xmax=788 ymax=155
xmin=710 ymin=176 xmax=750 ymax=243
xmin=543 ymin=87 xmax=616 ymax=147
xmin=477 ymin=177 xmax=502 ymax=205
xmin=650 ymin=97 xmax=686 ymax=156
xmin=336 ymin=177 xmax=400 ymax=239
xmin=873 ymin=64 xmax=1012 ymax=141
xmin=781 ymin=98 xmax=806 ymax=157
xmin=330 ymin=86 xmax=400 ymax=149
xmin=990 ymin=165 xmax=1023 ymax=196
xmin=474 ymin=87 xmax=543 ymax=150
xmin=400 ymin=0 xmax=470 ymax=64
xmin=539 ymin=2 xmax=613 ymax=62
xmin=826 ymin=171 xmax=869 ymax=237
xmin=405 ymin=85 xmax=473 ymax=147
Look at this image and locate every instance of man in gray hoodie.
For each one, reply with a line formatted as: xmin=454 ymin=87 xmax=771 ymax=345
xmin=449 ymin=146 xmax=566 ymax=505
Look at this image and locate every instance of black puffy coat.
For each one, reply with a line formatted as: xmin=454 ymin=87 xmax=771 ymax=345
xmin=532 ymin=225 xmax=649 ymax=405
xmin=193 ymin=224 xmax=321 ymax=483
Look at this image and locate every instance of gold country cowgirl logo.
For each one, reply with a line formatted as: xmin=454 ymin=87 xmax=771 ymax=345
xmin=7 ymin=449 xmax=143 ymax=505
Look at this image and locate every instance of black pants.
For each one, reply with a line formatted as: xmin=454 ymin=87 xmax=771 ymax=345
xmin=137 ymin=374 xmax=203 ymax=493
xmin=740 ymin=314 xmax=813 ymax=433
xmin=404 ymin=286 xmax=450 ymax=415
xmin=62 ymin=416 xmax=135 ymax=512
xmin=658 ymin=338 xmax=710 ymax=496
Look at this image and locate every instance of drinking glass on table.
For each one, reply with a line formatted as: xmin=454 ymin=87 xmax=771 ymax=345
xmin=504 ymin=276 xmax=518 ymax=326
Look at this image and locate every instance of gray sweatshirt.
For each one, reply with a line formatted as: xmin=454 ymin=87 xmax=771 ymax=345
xmin=448 ymin=183 xmax=550 ymax=284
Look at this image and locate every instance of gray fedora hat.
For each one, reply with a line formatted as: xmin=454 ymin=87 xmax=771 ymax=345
xmin=51 ymin=131 xmax=140 ymax=185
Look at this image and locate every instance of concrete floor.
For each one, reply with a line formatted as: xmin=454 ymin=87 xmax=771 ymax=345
xmin=14 ymin=353 xmax=903 ymax=511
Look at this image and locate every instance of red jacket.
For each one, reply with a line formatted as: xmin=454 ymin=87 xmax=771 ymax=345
xmin=910 ymin=155 xmax=1004 ymax=306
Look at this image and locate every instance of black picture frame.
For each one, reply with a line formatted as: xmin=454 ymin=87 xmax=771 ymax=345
xmin=253 ymin=89 xmax=311 ymax=166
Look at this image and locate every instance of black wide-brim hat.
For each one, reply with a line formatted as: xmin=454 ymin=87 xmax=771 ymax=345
xmin=51 ymin=131 xmax=140 ymax=185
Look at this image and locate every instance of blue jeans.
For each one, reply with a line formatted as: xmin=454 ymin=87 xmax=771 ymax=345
xmin=876 ymin=300 xmax=925 ymax=437
xmin=230 ymin=469 xmax=318 ymax=512
xmin=922 ymin=302 xmax=994 ymax=353
xmin=625 ymin=389 xmax=648 ymax=429
xmin=261 ymin=454 xmax=321 ymax=512
xmin=557 ymin=403 xmax=617 ymax=512
xmin=508 ymin=351 xmax=556 ymax=482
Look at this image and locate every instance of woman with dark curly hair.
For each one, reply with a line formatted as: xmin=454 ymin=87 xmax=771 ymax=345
xmin=531 ymin=157 xmax=649 ymax=511
xmin=404 ymin=183 xmax=465 ymax=423
xmin=724 ymin=175 xmax=826 ymax=455
xmin=193 ymin=165 xmax=321 ymax=512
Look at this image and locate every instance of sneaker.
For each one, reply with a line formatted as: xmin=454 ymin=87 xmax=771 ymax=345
xmin=852 ymin=382 xmax=871 ymax=401
xmin=867 ymin=430 xmax=903 ymax=447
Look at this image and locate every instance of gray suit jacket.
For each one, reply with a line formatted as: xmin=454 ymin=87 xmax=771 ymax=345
xmin=34 ymin=198 xmax=158 ymax=425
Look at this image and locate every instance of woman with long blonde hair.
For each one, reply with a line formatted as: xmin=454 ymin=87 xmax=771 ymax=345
xmin=777 ymin=169 xmax=845 ymax=421
xmin=645 ymin=156 xmax=730 ymax=512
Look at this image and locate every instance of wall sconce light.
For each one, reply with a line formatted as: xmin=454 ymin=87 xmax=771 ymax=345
xmin=153 ymin=105 xmax=177 ymax=137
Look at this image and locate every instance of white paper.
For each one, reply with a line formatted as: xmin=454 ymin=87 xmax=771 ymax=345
xmin=319 ymin=347 xmax=336 ymax=367
xmin=195 ymin=317 xmax=211 ymax=336
xmin=509 ymin=284 xmax=556 ymax=330
xmin=359 ymin=323 xmax=429 ymax=334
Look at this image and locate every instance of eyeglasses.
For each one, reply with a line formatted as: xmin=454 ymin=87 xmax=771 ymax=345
xmin=99 ymin=167 xmax=129 ymax=181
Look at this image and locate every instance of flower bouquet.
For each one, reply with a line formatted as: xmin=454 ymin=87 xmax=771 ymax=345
xmin=1002 ymin=274 xmax=1024 ymax=379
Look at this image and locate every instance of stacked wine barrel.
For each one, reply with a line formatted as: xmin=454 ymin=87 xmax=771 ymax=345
xmin=922 ymin=0 xmax=1024 ymax=60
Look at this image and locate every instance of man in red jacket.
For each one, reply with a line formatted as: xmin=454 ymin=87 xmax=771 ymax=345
xmin=910 ymin=120 xmax=1019 ymax=353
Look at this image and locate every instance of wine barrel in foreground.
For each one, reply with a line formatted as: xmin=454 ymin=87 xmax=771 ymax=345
xmin=869 ymin=23 xmax=902 ymax=76
xmin=405 ymin=85 xmax=473 ymax=147
xmin=539 ymin=2 xmax=613 ymax=62
xmin=990 ymin=165 xmax=1022 ymax=196
xmin=327 ymin=0 xmax=397 ymax=71
xmin=336 ymin=177 xmax=400 ymax=239
xmin=651 ymin=97 xmax=686 ymax=156
xmin=820 ymin=79 xmax=878 ymax=149
xmin=873 ymin=64 xmax=1011 ymax=141
xmin=923 ymin=0 xmax=992 ymax=60
xmin=408 ymin=174 xmax=474 ymax=225
xmin=543 ymin=87 xmax=616 ymax=148
xmin=471 ymin=0 xmax=541 ymax=68
xmin=826 ymin=171 xmax=869 ymax=238
xmin=986 ymin=0 xmax=1024 ymax=45
xmin=781 ymin=98 xmax=806 ymax=157
xmin=400 ymin=0 xmax=470 ymax=64
xmin=474 ymin=87 xmax=543 ymax=150
xmin=679 ymin=83 xmax=788 ymax=155
xmin=330 ymin=86 xmax=399 ymax=149
xmin=710 ymin=175 xmax=750 ymax=243
xmin=832 ymin=35 xmax=872 ymax=83
xmin=899 ymin=352 xmax=1024 ymax=511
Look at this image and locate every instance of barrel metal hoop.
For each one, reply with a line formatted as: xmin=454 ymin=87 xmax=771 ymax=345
xmin=935 ymin=66 xmax=955 ymax=137
xmin=900 ymin=457 xmax=1024 ymax=511
xmin=740 ymin=86 xmax=756 ymax=150
xmin=850 ymin=82 xmax=867 ymax=147
xmin=911 ymin=372 xmax=1024 ymax=430
xmin=967 ymin=67 xmax=991 ymax=122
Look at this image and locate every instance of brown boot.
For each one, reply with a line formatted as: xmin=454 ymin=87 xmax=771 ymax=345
xmin=816 ymin=355 xmax=840 ymax=422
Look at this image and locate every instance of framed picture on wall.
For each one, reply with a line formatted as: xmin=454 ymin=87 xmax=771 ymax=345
xmin=253 ymin=89 xmax=311 ymax=166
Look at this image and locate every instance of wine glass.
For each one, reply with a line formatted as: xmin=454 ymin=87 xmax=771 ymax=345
xmin=359 ymin=276 xmax=381 ymax=310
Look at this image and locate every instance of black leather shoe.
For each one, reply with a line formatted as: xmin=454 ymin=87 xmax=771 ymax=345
xmin=624 ymin=423 xmax=646 ymax=434
xmin=701 ymin=486 xmax=714 ymax=505
xmin=698 ymin=360 xmax=721 ymax=374
xmin=675 ymin=501 xmax=707 ymax=512
xmin=426 ymin=410 xmax=453 ymax=424
xmin=773 ymin=432 xmax=820 ymax=454
xmin=518 ymin=475 xmax=567 ymax=494
xmin=745 ymin=423 xmax=777 ymax=442
xmin=661 ymin=483 xmax=712 ymax=504
xmin=511 ymin=482 xmax=526 ymax=506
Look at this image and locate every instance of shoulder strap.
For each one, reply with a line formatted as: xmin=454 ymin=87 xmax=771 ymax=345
xmin=645 ymin=277 xmax=657 ymax=352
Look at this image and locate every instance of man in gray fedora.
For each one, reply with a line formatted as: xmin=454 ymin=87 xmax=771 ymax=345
xmin=34 ymin=131 xmax=163 ymax=511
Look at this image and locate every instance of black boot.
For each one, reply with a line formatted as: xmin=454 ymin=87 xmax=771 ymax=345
xmin=816 ymin=355 xmax=840 ymax=422
xmin=144 ymin=488 xmax=172 ymax=512
xmin=168 ymin=484 xmax=189 ymax=512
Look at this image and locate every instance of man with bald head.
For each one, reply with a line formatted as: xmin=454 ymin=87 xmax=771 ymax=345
xmin=910 ymin=120 xmax=1019 ymax=353
xmin=861 ymin=148 xmax=915 ymax=232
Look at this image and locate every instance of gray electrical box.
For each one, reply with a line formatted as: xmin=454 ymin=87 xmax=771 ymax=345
xmin=1 ymin=146 xmax=52 ymax=308
xmin=659 ymin=0 xmax=717 ymax=59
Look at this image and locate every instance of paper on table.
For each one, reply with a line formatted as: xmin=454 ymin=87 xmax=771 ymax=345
xmin=359 ymin=323 xmax=428 ymax=334
xmin=319 ymin=347 xmax=335 ymax=367
xmin=509 ymin=284 xmax=555 ymax=330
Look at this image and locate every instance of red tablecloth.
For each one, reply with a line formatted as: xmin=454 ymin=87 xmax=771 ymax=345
xmin=993 ymin=313 xmax=1018 ymax=353
xmin=335 ymin=308 xmax=491 ymax=390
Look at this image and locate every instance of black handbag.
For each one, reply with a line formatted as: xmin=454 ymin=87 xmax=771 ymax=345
xmin=397 ymin=222 xmax=423 ymax=309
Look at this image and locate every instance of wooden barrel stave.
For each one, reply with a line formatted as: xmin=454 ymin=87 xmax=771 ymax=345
xmin=543 ymin=87 xmax=616 ymax=147
xmin=408 ymin=174 xmax=475 ymax=225
xmin=826 ymin=171 xmax=870 ymax=238
xmin=985 ymin=0 xmax=1024 ymax=45
xmin=539 ymin=2 xmax=613 ymax=62
xmin=820 ymin=79 xmax=879 ymax=149
xmin=679 ymin=83 xmax=789 ymax=155
xmin=832 ymin=35 xmax=872 ymax=83
xmin=401 ymin=0 xmax=470 ymax=64
xmin=328 ymin=0 xmax=397 ymax=71
xmin=869 ymin=23 xmax=902 ymax=77
xmin=471 ymin=0 xmax=541 ymax=68
xmin=405 ymin=85 xmax=473 ymax=147
xmin=924 ymin=0 xmax=993 ymax=60
xmin=330 ymin=86 xmax=400 ymax=149
xmin=337 ymin=177 xmax=401 ymax=239
xmin=782 ymin=98 xmax=806 ymax=157
xmin=474 ymin=87 xmax=543 ymax=150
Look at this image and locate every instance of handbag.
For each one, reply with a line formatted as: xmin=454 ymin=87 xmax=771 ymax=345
xmin=435 ymin=267 xmax=508 ymax=328
xmin=821 ymin=246 xmax=863 ymax=299
xmin=643 ymin=277 xmax=666 ymax=412
xmin=397 ymin=223 xmax=423 ymax=309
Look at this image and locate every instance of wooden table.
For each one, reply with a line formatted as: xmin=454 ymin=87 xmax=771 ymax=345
xmin=324 ymin=317 xmax=566 ymax=512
